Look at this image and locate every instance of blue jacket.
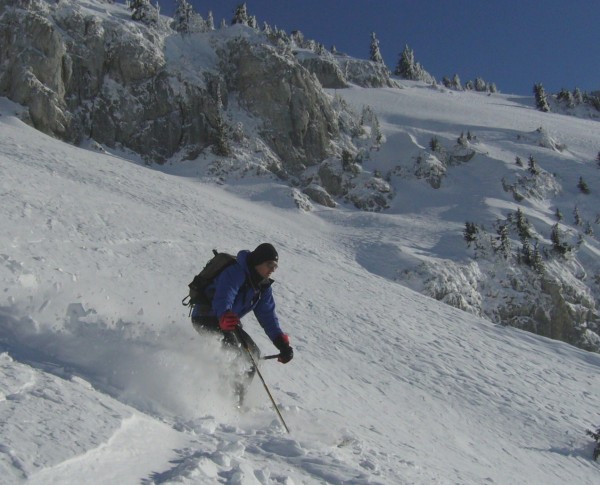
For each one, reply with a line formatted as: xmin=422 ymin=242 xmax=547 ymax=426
xmin=191 ymin=250 xmax=283 ymax=341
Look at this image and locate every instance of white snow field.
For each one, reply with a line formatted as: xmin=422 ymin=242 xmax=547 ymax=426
xmin=1 ymin=80 xmax=599 ymax=485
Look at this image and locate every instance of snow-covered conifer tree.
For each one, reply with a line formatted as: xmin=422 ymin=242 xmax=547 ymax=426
xmin=394 ymin=45 xmax=435 ymax=83
xmin=452 ymin=74 xmax=462 ymax=90
xmin=463 ymin=222 xmax=478 ymax=247
xmin=557 ymin=88 xmax=575 ymax=108
xmin=206 ymin=11 xmax=215 ymax=30
xmin=550 ymin=224 xmax=570 ymax=255
xmin=528 ymin=155 xmax=539 ymax=175
xmin=533 ymin=83 xmax=550 ymax=112
xmin=573 ymin=206 xmax=583 ymax=225
xmin=395 ymin=44 xmax=416 ymax=79
xmin=475 ymin=77 xmax=487 ymax=92
xmin=291 ymin=30 xmax=304 ymax=47
xmin=495 ymin=223 xmax=511 ymax=259
xmin=173 ymin=0 xmax=193 ymax=33
xmin=262 ymin=21 xmax=272 ymax=34
xmin=554 ymin=208 xmax=563 ymax=221
xmin=369 ymin=32 xmax=384 ymax=64
xmin=532 ymin=243 xmax=545 ymax=274
xmin=231 ymin=3 xmax=249 ymax=26
xmin=577 ymin=176 xmax=590 ymax=194
xmin=429 ymin=136 xmax=442 ymax=153
xmin=213 ymin=111 xmax=231 ymax=156
xmin=514 ymin=208 xmax=532 ymax=242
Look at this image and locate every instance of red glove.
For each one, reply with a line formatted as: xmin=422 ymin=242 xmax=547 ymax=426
xmin=219 ymin=311 xmax=240 ymax=331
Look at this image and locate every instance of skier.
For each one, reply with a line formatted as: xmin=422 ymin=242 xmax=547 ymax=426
xmin=191 ymin=243 xmax=293 ymax=404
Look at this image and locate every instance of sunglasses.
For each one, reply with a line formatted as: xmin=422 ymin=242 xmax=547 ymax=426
xmin=265 ymin=261 xmax=278 ymax=270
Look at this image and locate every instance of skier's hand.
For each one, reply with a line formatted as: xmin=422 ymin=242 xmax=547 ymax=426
xmin=219 ymin=311 xmax=240 ymax=332
xmin=273 ymin=334 xmax=294 ymax=364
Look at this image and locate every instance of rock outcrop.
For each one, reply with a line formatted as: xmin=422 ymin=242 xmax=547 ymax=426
xmin=0 ymin=0 xmax=345 ymax=169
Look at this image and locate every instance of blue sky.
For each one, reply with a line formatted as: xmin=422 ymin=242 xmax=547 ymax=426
xmin=159 ymin=1 xmax=599 ymax=96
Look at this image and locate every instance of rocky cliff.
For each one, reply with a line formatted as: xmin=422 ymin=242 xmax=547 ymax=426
xmin=0 ymin=0 xmax=391 ymax=211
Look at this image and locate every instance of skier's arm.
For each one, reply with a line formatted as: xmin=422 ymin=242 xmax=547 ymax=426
xmin=253 ymin=286 xmax=283 ymax=341
xmin=255 ymin=288 xmax=293 ymax=363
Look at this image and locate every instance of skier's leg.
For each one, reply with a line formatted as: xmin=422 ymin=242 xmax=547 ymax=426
xmin=223 ymin=328 xmax=260 ymax=406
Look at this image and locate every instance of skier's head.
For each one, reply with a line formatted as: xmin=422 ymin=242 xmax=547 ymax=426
xmin=249 ymin=243 xmax=278 ymax=278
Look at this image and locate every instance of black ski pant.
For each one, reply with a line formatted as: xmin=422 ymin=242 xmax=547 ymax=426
xmin=191 ymin=315 xmax=261 ymax=385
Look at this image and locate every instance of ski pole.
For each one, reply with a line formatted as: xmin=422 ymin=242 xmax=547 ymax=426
xmin=235 ymin=330 xmax=290 ymax=434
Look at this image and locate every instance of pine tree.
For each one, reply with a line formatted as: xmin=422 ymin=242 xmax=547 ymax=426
xmin=514 ymin=208 xmax=532 ymax=242
xmin=532 ymin=242 xmax=545 ymax=274
xmin=521 ymin=238 xmax=544 ymax=273
xmin=550 ymin=224 xmax=570 ymax=255
xmin=557 ymin=88 xmax=575 ymax=108
xmin=554 ymin=208 xmax=563 ymax=221
xmin=429 ymin=136 xmax=442 ymax=153
xmin=394 ymin=44 xmax=416 ymax=79
xmin=369 ymin=32 xmax=385 ymax=64
xmin=463 ymin=222 xmax=478 ymax=247
xmin=475 ymin=77 xmax=487 ymax=92
xmin=211 ymin=83 xmax=230 ymax=156
xmin=577 ymin=176 xmax=591 ymax=194
xmin=206 ymin=11 xmax=215 ymax=30
xmin=533 ymin=83 xmax=550 ymax=112
xmin=213 ymin=111 xmax=231 ymax=156
xmin=573 ymin=206 xmax=583 ymax=226
xmin=231 ymin=3 xmax=249 ymax=25
xmin=495 ymin=223 xmax=511 ymax=259
xmin=373 ymin=117 xmax=383 ymax=147
xmin=173 ymin=0 xmax=193 ymax=33
xmin=452 ymin=74 xmax=462 ymax=90
xmin=520 ymin=238 xmax=532 ymax=266
xmin=528 ymin=155 xmax=540 ymax=175
xmin=291 ymin=30 xmax=304 ymax=47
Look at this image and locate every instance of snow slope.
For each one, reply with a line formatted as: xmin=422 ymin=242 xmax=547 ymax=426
xmin=1 ymin=86 xmax=599 ymax=485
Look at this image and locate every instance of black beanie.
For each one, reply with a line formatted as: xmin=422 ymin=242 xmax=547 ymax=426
xmin=249 ymin=243 xmax=278 ymax=266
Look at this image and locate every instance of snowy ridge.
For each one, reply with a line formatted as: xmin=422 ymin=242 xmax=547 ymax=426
xmin=1 ymin=88 xmax=600 ymax=484
xmin=3 ymin=0 xmax=599 ymax=349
